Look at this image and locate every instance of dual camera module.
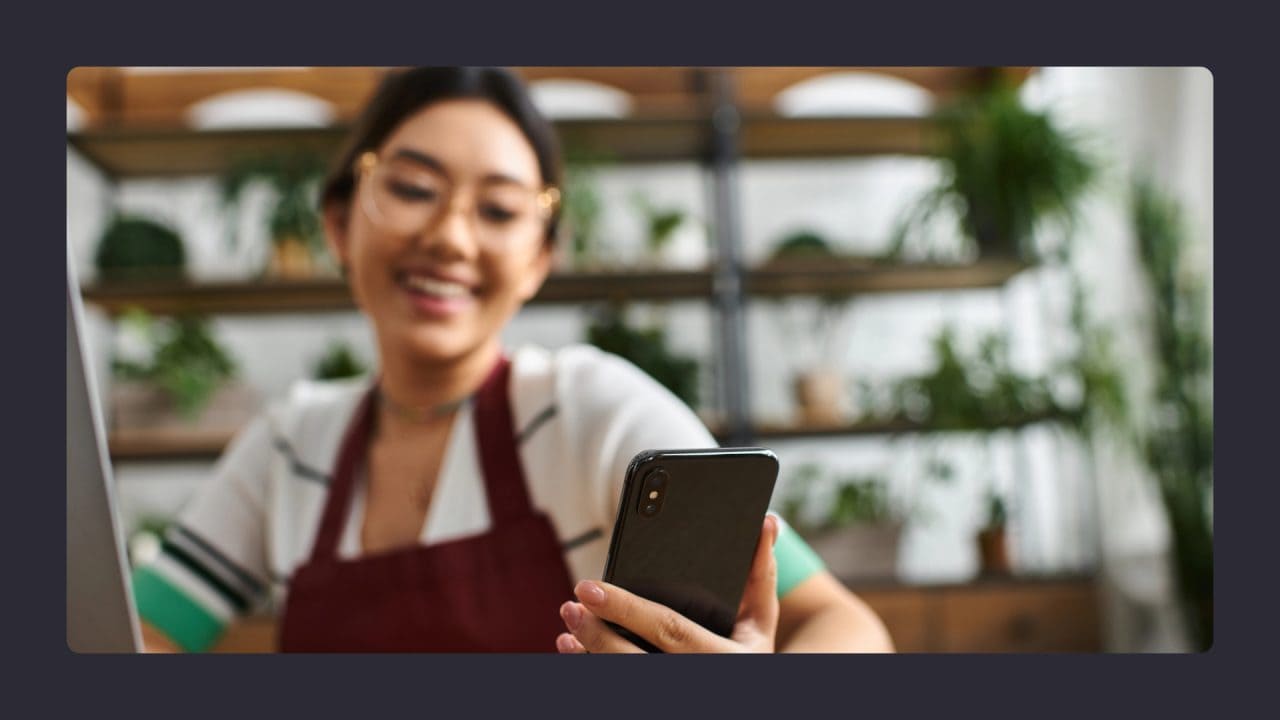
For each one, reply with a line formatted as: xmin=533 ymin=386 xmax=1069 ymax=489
xmin=637 ymin=468 xmax=668 ymax=517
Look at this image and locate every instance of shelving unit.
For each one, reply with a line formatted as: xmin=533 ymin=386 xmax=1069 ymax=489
xmin=68 ymin=66 xmax=1044 ymax=458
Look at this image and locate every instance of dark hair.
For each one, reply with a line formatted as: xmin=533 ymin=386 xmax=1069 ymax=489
xmin=320 ymin=67 xmax=563 ymax=243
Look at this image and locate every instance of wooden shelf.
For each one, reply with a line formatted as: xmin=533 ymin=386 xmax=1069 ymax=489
xmin=107 ymin=410 xmax=1069 ymax=463
xmin=67 ymin=115 xmax=940 ymax=178
xmin=108 ymin=427 xmax=238 ymax=462
xmin=746 ymin=258 xmax=1026 ymax=297
xmin=80 ymin=270 xmax=716 ymax=316
xmin=81 ymin=261 xmax=1026 ymax=317
xmin=712 ymin=409 xmax=1070 ymax=443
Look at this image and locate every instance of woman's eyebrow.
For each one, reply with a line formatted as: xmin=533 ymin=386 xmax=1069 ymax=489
xmin=390 ymin=148 xmax=450 ymax=178
xmin=390 ymin=147 xmax=536 ymax=188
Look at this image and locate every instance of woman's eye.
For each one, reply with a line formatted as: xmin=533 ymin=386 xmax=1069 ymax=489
xmin=388 ymin=180 xmax=439 ymax=202
xmin=479 ymin=204 xmax=518 ymax=223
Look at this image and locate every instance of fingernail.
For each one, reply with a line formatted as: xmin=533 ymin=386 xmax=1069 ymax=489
xmin=560 ymin=601 xmax=583 ymax=631
xmin=577 ymin=581 xmax=606 ymax=605
xmin=556 ymin=633 xmax=576 ymax=653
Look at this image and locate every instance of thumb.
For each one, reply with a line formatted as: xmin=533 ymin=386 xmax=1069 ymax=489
xmin=735 ymin=513 xmax=780 ymax=635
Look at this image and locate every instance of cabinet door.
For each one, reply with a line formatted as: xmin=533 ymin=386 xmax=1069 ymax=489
xmin=936 ymin=581 xmax=1101 ymax=653
xmin=856 ymin=589 xmax=934 ymax=653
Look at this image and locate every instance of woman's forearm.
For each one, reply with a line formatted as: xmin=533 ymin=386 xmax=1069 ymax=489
xmin=776 ymin=572 xmax=895 ymax=653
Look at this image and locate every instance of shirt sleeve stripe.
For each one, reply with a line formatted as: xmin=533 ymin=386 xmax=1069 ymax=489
xmin=169 ymin=524 xmax=267 ymax=596
xmin=132 ymin=564 xmax=227 ymax=653
xmin=773 ymin=516 xmax=826 ymax=598
xmin=159 ymin=540 xmax=250 ymax=613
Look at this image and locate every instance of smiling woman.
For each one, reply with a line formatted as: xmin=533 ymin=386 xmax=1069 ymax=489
xmin=130 ymin=67 xmax=891 ymax=654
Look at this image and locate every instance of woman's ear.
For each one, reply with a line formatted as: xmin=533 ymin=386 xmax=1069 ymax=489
xmin=322 ymin=201 xmax=352 ymax=273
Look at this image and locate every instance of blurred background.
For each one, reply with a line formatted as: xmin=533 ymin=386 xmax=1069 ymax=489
xmin=66 ymin=66 xmax=1213 ymax=652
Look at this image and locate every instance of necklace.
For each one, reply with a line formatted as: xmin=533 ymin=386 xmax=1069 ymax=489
xmin=376 ymin=386 xmax=467 ymax=424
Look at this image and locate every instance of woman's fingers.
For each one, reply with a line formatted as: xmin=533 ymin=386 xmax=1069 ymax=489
xmin=570 ymin=580 xmax=731 ymax=653
xmin=556 ymin=632 xmax=587 ymax=654
xmin=729 ymin=514 xmax=781 ymax=650
xmin=559 ymin=601 xmax=644 ymax=653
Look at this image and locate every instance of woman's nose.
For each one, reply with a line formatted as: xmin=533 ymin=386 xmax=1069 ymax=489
xmin=416 ymin=197 xmax=479 ymax=258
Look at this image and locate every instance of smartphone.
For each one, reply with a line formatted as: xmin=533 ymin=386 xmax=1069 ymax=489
xmin=601 ymin=447 xmax=779 ymax=652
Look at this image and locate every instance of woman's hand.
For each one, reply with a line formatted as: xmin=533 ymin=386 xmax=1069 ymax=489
xmin=557 ymin=514 xmax=780 ymax=654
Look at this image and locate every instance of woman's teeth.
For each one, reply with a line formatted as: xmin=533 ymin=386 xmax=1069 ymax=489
xmin=404 ymin=275 xmax=470 ymax=298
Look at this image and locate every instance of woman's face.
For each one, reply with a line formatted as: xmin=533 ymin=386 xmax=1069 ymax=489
xmin=325 ymin=99 xmax=553 ymax=365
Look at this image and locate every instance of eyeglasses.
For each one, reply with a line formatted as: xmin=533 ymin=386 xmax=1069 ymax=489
xmin=355 ymin=151 xmax=559 ymax=249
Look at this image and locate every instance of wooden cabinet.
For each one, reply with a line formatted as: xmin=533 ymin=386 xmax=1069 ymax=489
xmin=212 ymin=576 xmax=1101 ymax=653
xmin=854 ymin=576 xmax=1102 ymax=653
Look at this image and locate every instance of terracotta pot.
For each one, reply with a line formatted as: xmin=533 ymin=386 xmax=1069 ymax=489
xmin=793 ymin=368 xmax=845 ymax=426
xmin=269 ymin=236 xmax=315 ymax=279
xmin=803 ymin=521 xmax=902 ymax=582
xmin=977 ymin=527 xmax=1012 ymax=575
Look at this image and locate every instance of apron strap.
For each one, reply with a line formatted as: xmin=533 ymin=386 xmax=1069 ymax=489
xmin=308 ymin=386 xmax=377 ymax=563
xmin=471 ymin=355 xmax=539 ymax=526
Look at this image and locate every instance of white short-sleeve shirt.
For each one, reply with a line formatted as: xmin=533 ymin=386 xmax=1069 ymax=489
xmin=147 ymin=343 xmax=718 ymax=620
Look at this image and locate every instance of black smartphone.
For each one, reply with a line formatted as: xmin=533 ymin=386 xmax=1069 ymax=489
xmin=601 ymin=447 xmax=779 ymax=652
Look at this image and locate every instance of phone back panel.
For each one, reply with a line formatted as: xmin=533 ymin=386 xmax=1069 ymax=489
xmin=603 ymin=448 xmax=778 ymax=641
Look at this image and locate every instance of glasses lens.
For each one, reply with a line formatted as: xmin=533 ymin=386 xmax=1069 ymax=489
xmin=364 ymin=159 xmax=551 ymax=247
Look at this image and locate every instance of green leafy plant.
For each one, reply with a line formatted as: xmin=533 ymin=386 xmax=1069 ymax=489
xmin=983 ymin=491 xmax=1008 ymax=530
xmin=1131 ymin=176 xmax=1213 ymax=651
xmin=777 ymin=463 xmax=898 ymax=532
xmin=891 ymin=81 xmax=1096 ymax=262
xmin=769 ymin=230 xmax=833 ymax=261
xmin=586 ymin=305 xmax=699 ymax=408
xmin=560 ymin=145 xmax=612 ymax=268
xmin=311 ymin=341 xmax=367 ymax=381
xmin=220 ymin=151 xmax=326 ymax=250
xmin=94 ymin=215 xmax=186 ymax=282
xmin=112 ymin=311 xmax=237 ymax=418
xmin=886 ymin=326 xmax=1057 ymax=429
xmin=632 ymin=193 xmax=687 ymax=259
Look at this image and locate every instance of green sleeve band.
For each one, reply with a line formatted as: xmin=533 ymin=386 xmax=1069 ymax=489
xmin=772 ymin=519 xmax=825 ymax=598
xmin=132 ymin=565 xmax=226 ymax=653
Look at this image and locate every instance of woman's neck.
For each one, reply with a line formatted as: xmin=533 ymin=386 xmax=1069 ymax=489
xmin=373 ymin=338 xmax=502 ymax=436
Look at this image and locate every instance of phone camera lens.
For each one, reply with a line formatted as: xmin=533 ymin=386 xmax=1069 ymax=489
xmin=643 ymin=502 xmax=659 ymax=515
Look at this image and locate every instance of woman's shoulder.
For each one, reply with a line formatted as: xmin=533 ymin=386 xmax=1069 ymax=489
xmin=259 ymin=375 xmax=373 ymax=461
xmin=511 ymin=343 xmax=710 ymax=440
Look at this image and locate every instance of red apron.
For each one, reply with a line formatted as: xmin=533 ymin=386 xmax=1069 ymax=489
xmin=278 ymin=356 xmax=576 ymax=652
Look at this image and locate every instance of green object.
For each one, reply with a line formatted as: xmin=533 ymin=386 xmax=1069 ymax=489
xmin=769 ymin=230 xmax=833 ymax=261
xmin=773 ymin=519 xmax=826 ymax=598
xmin=1131 ymin=176 xmax=1214 ymax=651
xmin=221 ymin=151 xmax=326 ymax=250
xmin=112 ymin=312 xmax=237 ymax=418
xmin=311 ymin=341 xmax=367 ymax=381
xmin=984 ymin=492 xmax=1008 ymax=530
xmin=94 ymin=215 xmax=186 ymax=282
xmin=586 ymin=306 xmax=699 ymax=408
xmin=891 ymin=81 xmax=1096 ymax=261
xmin=632 ymin=193 xmax=688 ymax=258
xmin=887 ymin=326 xmax=1057 ymax=429
xmin=561 ymin=145 xmax=612 ymax=267
xmin=132 ymin=564 xmax=225 ymax=652
xmin=777 ymin=463 xmax=898 ymax=531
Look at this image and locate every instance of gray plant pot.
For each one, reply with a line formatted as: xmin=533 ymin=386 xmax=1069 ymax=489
xmin=803 ymin=521 xmax=903 ymax=583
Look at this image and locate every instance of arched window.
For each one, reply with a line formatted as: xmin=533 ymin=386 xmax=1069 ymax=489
xmin=527 ymin=78 xmax=634 ymax=120
xmin=773 ymin=71 xmax=934 ymax=117
xmin=185 ymin=88 xmax=336 ymax=130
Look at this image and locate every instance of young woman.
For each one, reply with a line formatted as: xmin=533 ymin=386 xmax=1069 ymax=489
xmin=132 ymin=67 xmax=893 ymax=653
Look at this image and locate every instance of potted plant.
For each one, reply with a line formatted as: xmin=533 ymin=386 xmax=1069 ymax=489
xmin=631 ymin=192 xmax=706 ymax=269
xmin=890 ymin=80 xmax=1096 ymax=262
xmin=977 ymin=491 xmax=1012 ymax=575
xmin=778 ymin=464 xmax=903 ymax=582
xmin=93 ymin=215 xmax=187 ymax=283
xmin=311 ymin=340 xmax=368 ymax=381
xmin=220 ymin=152 xmax=327 ymax=279
xmin=110 ymin=311 xmax=255 ymax=434
xmin=585 ymin=305 xmax=700 ymax=409
xmin=764 ymin=231 xmax=857 ymax=426
xmin=559 ymin=146 xmax=611 ymax=270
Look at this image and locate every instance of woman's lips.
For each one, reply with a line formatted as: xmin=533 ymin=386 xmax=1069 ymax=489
xmin=398 ymin=272 xmax=477 ymax=318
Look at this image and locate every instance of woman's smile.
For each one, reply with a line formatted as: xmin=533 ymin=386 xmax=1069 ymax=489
xmin=396 ymin=267 xmax=480 ymax=319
